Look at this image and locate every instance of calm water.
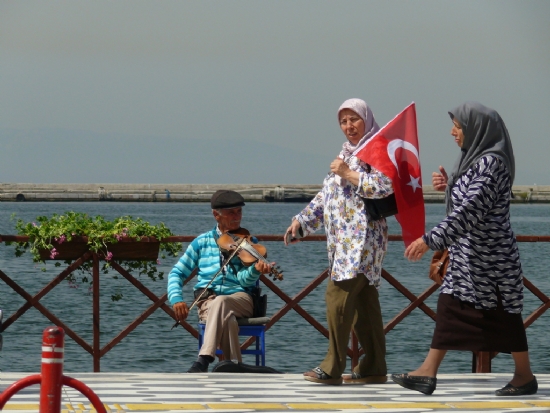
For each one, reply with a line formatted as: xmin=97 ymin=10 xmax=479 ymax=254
xmin=1 ymin=202 xmax=550 ymax=375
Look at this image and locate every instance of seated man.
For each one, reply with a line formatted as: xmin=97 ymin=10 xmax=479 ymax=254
xmin=168 ymin=189 xmax=273 ymax=373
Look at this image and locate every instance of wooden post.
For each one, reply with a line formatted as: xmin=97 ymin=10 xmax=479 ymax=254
xmin=472 ymin=351 xmax=492 ymax=373
xmin=93 ymin=253 xmax=100 ymax=372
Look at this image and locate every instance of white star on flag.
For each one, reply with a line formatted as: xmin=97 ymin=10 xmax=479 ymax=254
xmin=407 ymin=175 xmax=422 ymax=192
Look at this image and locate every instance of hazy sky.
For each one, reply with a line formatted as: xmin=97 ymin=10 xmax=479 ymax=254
xmin=1 ymin=1 xmax=549 ymax=185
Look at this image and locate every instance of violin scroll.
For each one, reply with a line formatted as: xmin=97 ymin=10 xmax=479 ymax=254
xmin=266 ymin=265 xmax=284 ymax=281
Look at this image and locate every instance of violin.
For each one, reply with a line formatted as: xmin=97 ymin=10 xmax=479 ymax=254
xmin=217 ymin=228 xmax=284 ymax=281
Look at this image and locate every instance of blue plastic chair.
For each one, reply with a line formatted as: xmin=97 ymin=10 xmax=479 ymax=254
xmin=197 ymin=316 xmax=269 ymax=366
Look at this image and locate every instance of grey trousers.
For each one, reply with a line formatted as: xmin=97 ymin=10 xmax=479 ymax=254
xmin=197 ymin=292 xmax=253 ymax=362
xmin=319 ymin=275 xmax=387 ymax=378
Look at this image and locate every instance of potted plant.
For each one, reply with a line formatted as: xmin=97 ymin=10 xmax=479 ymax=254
xmin=8 ymin=212 xmax=182 ymax=301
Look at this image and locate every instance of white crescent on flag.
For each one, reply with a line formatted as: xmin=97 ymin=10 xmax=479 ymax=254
xmin=387 ymin=139 xmax=422 ymax=192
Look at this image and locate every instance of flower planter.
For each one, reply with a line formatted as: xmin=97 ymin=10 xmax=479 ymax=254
xmin=39 ymin=237 xmax=160 ymax=261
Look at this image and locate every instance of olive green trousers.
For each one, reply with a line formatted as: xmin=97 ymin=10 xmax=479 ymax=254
xmin=319 ymin=275 xmax=387 ymax=378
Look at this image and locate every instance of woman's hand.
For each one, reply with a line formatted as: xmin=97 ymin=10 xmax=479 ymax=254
xmin=404 ymin=237 xmax=430 ymax=262
xmin=432 ymin=166 xmax=448 ymax=192
xmin=330 ymin=158 xmax=359 ymax=185
xmin=330 ymin=158 xmax=349 ymax=176
xmin=284 ymin=220 xmax=302 ymax=246
xmin=173 ymin=301 xmax=189 ymax=323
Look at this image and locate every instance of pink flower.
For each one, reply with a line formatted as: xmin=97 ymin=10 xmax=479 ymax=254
xmin=32 ymin=222 xmax=37 ymax=227
xmin=106 ymin=251 xmax=113 ymax=261
xmin=156 ymin=259 xmax=161 ymax=265
xmin=115 ymin=234 xmax=122 ymax=241
xmin=50 ymin=248 xmax=59 ymax=259
xmin=56 ymin=234 xmax=67 ymax=244
xmin=123 ymin=228 xmax=128 ymax=233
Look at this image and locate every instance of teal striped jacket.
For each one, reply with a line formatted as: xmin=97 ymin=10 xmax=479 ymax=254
xmin=167 ymin=226 xmax=261 ymax=305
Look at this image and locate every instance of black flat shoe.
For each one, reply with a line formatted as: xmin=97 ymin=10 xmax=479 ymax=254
xmin=495 ymin=376 xmax=538 ymax=396
xmin=186 ymin=361 xmax=208 ymax=373
xmin=391 ymin=373 xmax=437 ymax=395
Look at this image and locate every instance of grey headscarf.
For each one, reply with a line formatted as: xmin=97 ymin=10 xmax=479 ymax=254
xmin=446 ymin=101 xmax=515 ymax=214
xmin=337 ymin=98 xmax=380 ymax=161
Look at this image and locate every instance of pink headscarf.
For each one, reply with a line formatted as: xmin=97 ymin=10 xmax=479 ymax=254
xmin=337 ymin=98 xmax=380 ymax=161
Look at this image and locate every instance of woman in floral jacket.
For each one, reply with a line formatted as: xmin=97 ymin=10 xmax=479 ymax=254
xmin=285 ymin=98 xmax=393 ymax=385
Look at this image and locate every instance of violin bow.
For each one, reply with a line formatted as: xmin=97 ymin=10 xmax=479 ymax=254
xmin=171 ymin=236 xmax=246 ymax=330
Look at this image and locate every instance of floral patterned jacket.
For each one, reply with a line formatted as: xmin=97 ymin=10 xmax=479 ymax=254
xmin=294 ymin=155 xmax=393 ymax=286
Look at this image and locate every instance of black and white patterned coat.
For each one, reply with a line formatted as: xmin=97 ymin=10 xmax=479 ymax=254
xmin=423 ymin=155 xmax=523 ymax=313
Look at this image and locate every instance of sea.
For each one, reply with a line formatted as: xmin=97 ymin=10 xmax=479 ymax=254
xmin=1 ymin=202 xmax=550 ymax=376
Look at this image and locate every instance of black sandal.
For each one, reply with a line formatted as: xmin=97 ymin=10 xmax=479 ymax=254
xmin=303 ymin=367 xmax=342 ymax=385
xmin=343 ymin=372 xmax=387 ymax=384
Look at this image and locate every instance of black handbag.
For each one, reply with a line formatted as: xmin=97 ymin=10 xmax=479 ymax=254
xmin=361 ymin=163 xmax=398 ymax=221
xmin=363 ymin=193 xmax=398 ymax=221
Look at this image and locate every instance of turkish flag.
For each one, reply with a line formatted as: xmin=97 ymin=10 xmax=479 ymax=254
xmin=354 ymin=102 xmax=425 ymax=246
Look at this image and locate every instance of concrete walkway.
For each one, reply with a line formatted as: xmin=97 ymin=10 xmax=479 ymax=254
xmin=1 ymin=372 xmax=549 ymax=412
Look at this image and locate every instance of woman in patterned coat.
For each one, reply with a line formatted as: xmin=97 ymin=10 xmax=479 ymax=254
xmin=392 ymin=102 xmax=536 ymax=396
xmin=284 ymin=98 xmax=393 ymax=385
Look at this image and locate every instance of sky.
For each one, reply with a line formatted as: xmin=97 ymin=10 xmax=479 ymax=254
xmin=1 ymin=1 xmax=549 ymax=185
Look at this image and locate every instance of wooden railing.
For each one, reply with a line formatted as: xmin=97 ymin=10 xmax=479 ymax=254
xmin=1 ymin=234 xmax=549 ymax=372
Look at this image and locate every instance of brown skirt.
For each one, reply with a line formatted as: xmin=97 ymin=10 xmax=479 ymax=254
xmin=431 ymin=293 xmax=528 ymax=352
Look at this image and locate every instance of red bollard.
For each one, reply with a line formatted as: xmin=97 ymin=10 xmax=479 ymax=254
xmin=40 ymin=326 xmax=65 ymax=413
xmin=0 ymin=326 xmax=107 ymax=413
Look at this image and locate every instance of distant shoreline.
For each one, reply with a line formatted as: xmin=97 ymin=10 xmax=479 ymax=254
xmin=1 ymin=183 xmax=549 ymax=203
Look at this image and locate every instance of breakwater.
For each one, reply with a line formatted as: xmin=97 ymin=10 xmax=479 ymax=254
xmin=1 ymin=183 xmax=550 ymax=203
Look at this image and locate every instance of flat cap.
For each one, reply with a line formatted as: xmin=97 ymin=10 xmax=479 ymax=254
xmin=210 ymin=190 xmax=245 ymax=209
